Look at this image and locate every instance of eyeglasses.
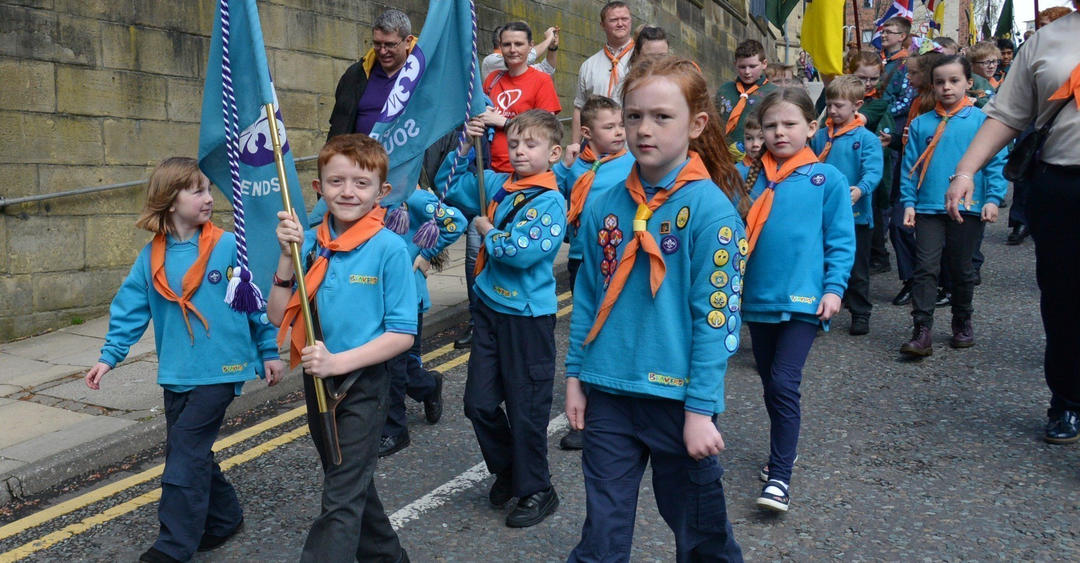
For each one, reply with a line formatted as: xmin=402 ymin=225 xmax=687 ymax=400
xmin=882 ymin=30 xmax=905 ymax=36
xmin=973 ymin=60 xmax=1000 ymax=67
xmin=372 ymin=38 xmax=405 ymax=51
xmin=854 ymin=75 xmax=881 ymax=83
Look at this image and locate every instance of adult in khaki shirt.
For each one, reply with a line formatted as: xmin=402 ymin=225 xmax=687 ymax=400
xmin=566 ymin=1 xmax=634 ymax=159
xmin=946 ymin=6 xmax=1080 ymax=445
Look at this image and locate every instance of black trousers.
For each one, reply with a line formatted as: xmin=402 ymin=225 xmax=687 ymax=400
xmin=384 ymin=311 xmax=437 ymax=438
xmin=464 ymin=299 xmax=556 ymax=498
xmin=911 ymin=214 xmax=985 ymax=328
xmin=1027 ymin=163 xmax=1080 ymax=412
xmin=301 ymin=364 xmax=401 ymax=563
xmin=846 ymin=224 xmax=872 ymax=318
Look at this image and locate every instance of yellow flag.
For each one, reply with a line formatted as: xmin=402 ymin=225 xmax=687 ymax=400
xmin=968 ymin=7 xmax=978 ymax=44
xmin=933 ymin=1 xmax=946 ymax=39
xmin=801 ymin=0 xmax=845 ymax=76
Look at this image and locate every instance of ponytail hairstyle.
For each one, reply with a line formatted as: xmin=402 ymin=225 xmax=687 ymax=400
xmin=136 ymin=156 xmax=204 ymax=235
xmin=909 ymin=51 xmax=944 ymax=115
xmin=742 ymin=88 xmax=817 ymax=195
xmin=622 ymin=54 xmax=749 ymax=215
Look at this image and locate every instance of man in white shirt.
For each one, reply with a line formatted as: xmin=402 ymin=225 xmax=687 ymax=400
xmin=567 ymin=1 xmax=633 ymax=160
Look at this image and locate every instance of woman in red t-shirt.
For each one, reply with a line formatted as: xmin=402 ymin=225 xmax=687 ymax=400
xmin=479 ymin=21 xmax=563 ymax=172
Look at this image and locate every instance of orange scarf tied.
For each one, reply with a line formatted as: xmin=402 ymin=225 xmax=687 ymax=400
xmin=473 ymin=172 xmax=559 ymax=277
xmin=583 ymin=153 xmax=709 ymax=345
xmin=725 ymin=79 xmax=768 ymax=136
xmin=908 ymin=97 xmax=974 ymax=190
xmin=277 ymin=207 xmax=387 ymax=368
xmin=604 ymin=41 xmax=634 ymax=97
xmin=886 ymin=48 xmax=909 ymax=63
xmin=742 ymin=155 xmax=755 ymax=167
xmin=865 ymin=87 xmax=879 ymax=100
xmin=744 ymin=147 xmax=821 ymax=257
xmin=567 ymin=145 xmax=627 ymax=227
xmin=151 ymin=222 xmax=224 ymax=344
xmin=817 ymin=113 xmax=867 ymax=161
xmin=1049 ymin=61 xmax=1080 ymax=108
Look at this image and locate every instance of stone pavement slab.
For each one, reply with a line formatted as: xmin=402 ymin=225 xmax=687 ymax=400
xmin=0 ymin=354 xmax=84 ymax=389
xmin=40 ymin=360 xmax=161 ymax=412
xmin=0 ymin=416 xmax=134 ymax=465
xmin=0 ymin=399 xmax=98 ymax=450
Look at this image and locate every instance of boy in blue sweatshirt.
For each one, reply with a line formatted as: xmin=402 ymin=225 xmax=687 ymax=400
xmin=379 ymin=189 xmax=466 ymax=457
xmin=899 ymin=56 xmax=1007 ymax=355
xmin=552 ymin=95 xmax=634 ymax=452
xmin=811 ymin=75 xmax=884 ymax=336
xmin=268 ymin=134 xmax=417 ymax=562
xmin=86 ymin=157 xmax=283 ymax=563
xmin=437 ymin=109 xmax=566 ymax=528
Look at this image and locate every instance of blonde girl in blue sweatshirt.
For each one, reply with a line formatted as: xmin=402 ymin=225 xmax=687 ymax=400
xmin=899 ymin=55 xmax=1008 ymax=356
xmin=85 ymin=157 xmax=283 ymax=562
xmin=566 ymin=55 xmax=745 ymax=562
xmin=741 ymin=88 xmax=856 ymax=513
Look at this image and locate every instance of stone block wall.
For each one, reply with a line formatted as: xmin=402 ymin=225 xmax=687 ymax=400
xmin=0 ymin=0 xmax=772 ymax=342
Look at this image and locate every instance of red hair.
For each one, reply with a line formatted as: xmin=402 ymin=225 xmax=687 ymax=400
xmin=621 ymin=55 xmax=748 ymax=215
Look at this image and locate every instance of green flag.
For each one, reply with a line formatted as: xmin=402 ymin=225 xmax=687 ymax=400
xmin=766 ymin=0 xmax=801 ymax=32
xmin=994 ymin=0 xmax=1014 ymax=39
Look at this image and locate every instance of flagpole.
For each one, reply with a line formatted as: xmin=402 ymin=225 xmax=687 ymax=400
xmin=852 ymin=0 xmax=863 ymax=51
xmin=264 ymin=102 xmax=338 ymax=464
xmin=474 ymin=135 xmax=486 ymax=209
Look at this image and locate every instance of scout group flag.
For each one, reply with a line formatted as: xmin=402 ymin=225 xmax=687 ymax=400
xmin=198 ymin=0 xmax=307 ymax=303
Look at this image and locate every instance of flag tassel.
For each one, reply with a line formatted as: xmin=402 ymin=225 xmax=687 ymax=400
xmin=385 ymin=204 xmax=410 ymax=234
xmin=414 ymin=217 xmax=439 ymax=248
xmin=225 ymin=265 xmax=266 ymax=312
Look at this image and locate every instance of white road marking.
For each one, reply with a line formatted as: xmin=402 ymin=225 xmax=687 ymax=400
xmin=389 ymin=413 xmax=570 ymax=529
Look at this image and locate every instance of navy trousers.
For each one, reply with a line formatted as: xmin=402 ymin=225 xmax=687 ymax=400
xmin=301 ymin=364 xmax=402 ymax=563
xmin=464 ymin=299 xmax=556 ymax=498
xmin=384 ymin=311 xmax=437 ymax=438
xmin=846 ymin=224 xmax=872 ymax=318
xmin=155 ymin=383 xmax=243 ymax=561
xmin=748 ymin=320 xmax=818 ymax=485
xmin=568 ymin=390 xmax=742 ymax=563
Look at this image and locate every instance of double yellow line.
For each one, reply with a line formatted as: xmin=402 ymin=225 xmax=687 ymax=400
xmin=0 ymin=292 xmax=572 ymax=561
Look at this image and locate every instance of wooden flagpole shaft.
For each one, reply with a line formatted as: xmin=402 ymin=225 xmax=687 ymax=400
xmin=473 ymin=135 xmax=486 ymax=209
xmin=852 ymin=0 xmax=863 ymax=51
xmin=264 ymin=104 xmax=331 ymax=418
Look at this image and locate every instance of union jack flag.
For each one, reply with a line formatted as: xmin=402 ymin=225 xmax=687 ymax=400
xmin=870 ymin=0 xmax=916 ymax=49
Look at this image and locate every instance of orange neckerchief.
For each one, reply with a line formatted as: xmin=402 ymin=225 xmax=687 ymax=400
xmin=567 ymin=145 xmax=628 ymax=227
xmin=902 ymin=101 xmax=924 ymax=147
xmin=908 ymin=97 xmax=975 ymax=190
xmin=277 ymin=207 xmax=387 ymax=368
xmin=583 ymin=153 xmax=709 ymax=345
xmin=744 ymin=147 xmax=820 ymax=257
xmin=885 ymin=48 xmax=909 ymax=63
xmin=604 ymin=41 xmax=634 ymax=97
xmin=725 ymin=79 xmax=769 ymax=136
xmin=817 ymin=114 xmax=868 ymax=161
xmin=151 ymin=222 xmax=224 ymax=344
xmin=988 ymin=76 xmax=1002 ymax=89
xmin=1049 ymin=61 xmax=1080 ymax=108
xmin=865 ymin=87 xmax=879 ymax=99
xmin=473 ymin=171 xmax=559 ymax=277
xmin=742 ymin=155 xmax=755 ymax=167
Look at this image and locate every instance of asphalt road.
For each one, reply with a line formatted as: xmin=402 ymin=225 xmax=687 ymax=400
xmin=2 ymin=217 xmax=1078 ymax=561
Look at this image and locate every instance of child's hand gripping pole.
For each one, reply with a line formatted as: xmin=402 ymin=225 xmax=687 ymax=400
xmin=265 ymin=103 xmax=341 ymax=466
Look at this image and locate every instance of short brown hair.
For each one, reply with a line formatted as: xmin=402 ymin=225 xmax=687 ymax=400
xmin=966 ymin=41 xmax=1001 ymax=63
xmin=1040 ymin=6 xmax=1073 ymax=22
xmin=734 ymin=39 xmax=766 ymax=61
xmin=580 ymin=95 xmax=622 ymax=129
xmin=846 ymin=50 xmax=883 ymax=74
xmin=883 ymin=16 xmax=911 ymax=36
xmin=319 ymin=134 xmax=389 ymax=184
xmin=825 ymin=75 xmax=866 ymax=104
xmin=506 ymin=109 xmax=563 ymax=146
xmin=135 ymin=157 xmax=205 ymax=235
xmin=743 ymin=112 xmax=761 ymax=132
xmin=600 ymin=1 xmax=629 ymax=21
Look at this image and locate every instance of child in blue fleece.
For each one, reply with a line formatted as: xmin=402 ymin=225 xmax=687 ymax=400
xmin=566 ymin=56 xmax=745 ymax=562
xmin=899 ymin=55 xmax=1007 ymax=357
xmin=742 ymin=88 xmax=855 ymax=513
xmin=85 ymin=157 xmax=284 ymax=563
xmin=811 ymin=75 xmax=884 ymax=336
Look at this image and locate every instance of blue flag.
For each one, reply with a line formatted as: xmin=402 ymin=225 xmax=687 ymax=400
xmin=369 ymin=0 xmax=486 ymax=207
xmin=199 ymin=0 xmax=307 ymax=303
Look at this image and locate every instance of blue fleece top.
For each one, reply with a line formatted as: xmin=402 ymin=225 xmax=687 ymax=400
xmin=810 ymin=124 xmax=884 ymax=227
xmin=99 ymin=231 xmax=278 ymax=388
xmin=742 ymin=162 xmax=856 ymax=324
xmin=399 ymin=189 xmax=466 ymax=313
xmin=566 ymin=171 xmax=746 ymax=416
xmin=438 ymin=152 xmax=566 ymax=316
xmin=299 ymin=222 xmax=417 ymax=353
xmin=553 ymin=151 xmax=635 ymax=261
xmin=899 ymin=106 xmax=1008 ymax=215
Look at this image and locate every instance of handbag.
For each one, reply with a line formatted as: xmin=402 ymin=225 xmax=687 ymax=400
xmin=1003 ymin=100 xmax=1069 ymax=182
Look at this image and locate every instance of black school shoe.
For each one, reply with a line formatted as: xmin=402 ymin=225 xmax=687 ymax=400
xmin=198 ymin=519 xmax=244 ymax=552
xmin=935 ymin=288 xmax=951 ymax=307
xmin=489 ymin=470 xmax=514 ymax=507
xmin=892 ymin=281 xmax=913 ymax=306
xmin=424 ymin=371 xmax=444 ymax=424
xmin=1045 ymin=410 xmax=1080 ymax=444
xmin=139 ymin=547 xmax=181 ymax=563
xmin=559 ymin=428 xmax=584 ymax=450
xmin=849 ymin=316 xmax=870 ymax=336
xmin=378 ymin=431 xmax=410 ymax=458
xmin=453 ymin=325 xmax=474 ymax=349
xmin=506 ymin=487 xmax=559 ymax=528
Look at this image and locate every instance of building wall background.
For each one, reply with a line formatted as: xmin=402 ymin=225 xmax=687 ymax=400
xmin=0 ymin=0 xmax=773 ymax=341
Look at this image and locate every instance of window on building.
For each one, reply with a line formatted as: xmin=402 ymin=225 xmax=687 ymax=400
xmin=863 ymin=0 xmax=873 ymax=8
xmin=863 ymin=30 xmax=874 ymax=44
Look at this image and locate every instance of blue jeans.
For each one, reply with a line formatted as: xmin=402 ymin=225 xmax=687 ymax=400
xmin=748 ymin=320 xmax=818 ymax=485
xmin=569 ymin=390 xmax=742 ymax=563
xmin=156 ymin=383 xmax=243 ymax=561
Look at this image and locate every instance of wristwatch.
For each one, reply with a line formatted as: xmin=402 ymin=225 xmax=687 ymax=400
xmin=272 ymin=272 xmax=295 ymax=288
